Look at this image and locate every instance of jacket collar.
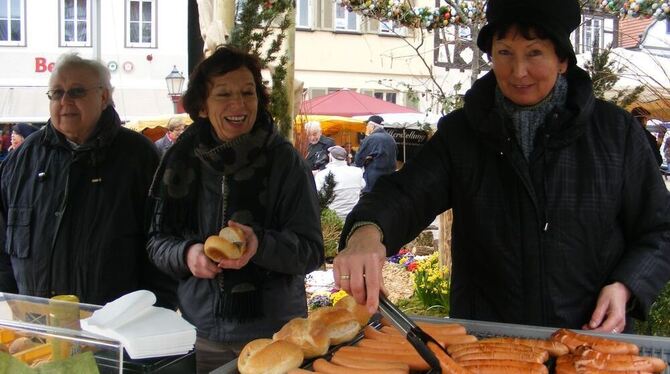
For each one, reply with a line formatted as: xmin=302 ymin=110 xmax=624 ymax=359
xmin=463 ymin=66 xmax=595 ymax=149
xmin=41 ymin=105 xmax=121 ymax=151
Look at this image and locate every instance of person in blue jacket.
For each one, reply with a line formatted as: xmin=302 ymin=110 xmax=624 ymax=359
xmin=354 ymin=115 xmax=397 ymax=193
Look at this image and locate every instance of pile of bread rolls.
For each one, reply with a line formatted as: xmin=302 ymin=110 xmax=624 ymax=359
xmin=237 ymin=295 xmax=371 ymax=374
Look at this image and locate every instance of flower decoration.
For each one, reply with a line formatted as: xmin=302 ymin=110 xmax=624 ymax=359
xmin=412 ymin=252 xmax=450 ymax=310
xmin=330 ymin=289 xmax=349 ymax=305
xmin=388 ymin=247 xmax=418 ymax=271
xmin=338 ymin=0 xmax=669 ymax=32
xmin=308 ymin=292 xmax=333 ymax=310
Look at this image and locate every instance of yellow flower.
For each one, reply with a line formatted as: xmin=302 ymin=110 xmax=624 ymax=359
xmin=330 ymin=290 xmax=348 ymax=305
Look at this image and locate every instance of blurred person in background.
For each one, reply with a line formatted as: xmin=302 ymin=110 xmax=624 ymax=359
xmin=8 ymin=123 xmax=38 ymax=152
xmin=0 ymin=53 xmax=177 ymax=308
xmin=631 ymin=107 xmax=662 ymax=166
xmin=335 ymin=0 xmax=670 ymax=335
xmin=354 ymin=115 xmax=397 ymax=193
xmin=314 ymin=145 xmax=366 ymax=221
xmin=305 ymin=120 xmax=335 ymax=172
xmin=147 ymin=46 xmax=323 ymax=373
xmin=155 ymin=116 xmax=187 ymax=157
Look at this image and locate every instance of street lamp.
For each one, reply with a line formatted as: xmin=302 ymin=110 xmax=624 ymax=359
xmin=165 ymin=66 xmax=185 ymax=114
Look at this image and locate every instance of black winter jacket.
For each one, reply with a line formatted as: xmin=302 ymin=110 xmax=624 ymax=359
xmin=0 ymin=107 xmax=177 ymax=308
xmin=147 ymin=119 xmax=323 ymax=343
xmin=341 ymin=67 xmax=670 ymax=329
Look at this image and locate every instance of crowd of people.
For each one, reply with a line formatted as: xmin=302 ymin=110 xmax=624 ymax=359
xmin=0 ymin=0 xmax=668 ymax=372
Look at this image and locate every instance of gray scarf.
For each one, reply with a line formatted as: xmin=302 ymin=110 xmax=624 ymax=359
xmin=495 ymin=75 xmax=568 ymax=160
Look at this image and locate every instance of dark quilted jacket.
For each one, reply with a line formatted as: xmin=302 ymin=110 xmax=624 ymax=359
xmin=341 ymin=66 xmax=670 ymax=329
xmin=0 ymin=107 xmax=177 ymax=308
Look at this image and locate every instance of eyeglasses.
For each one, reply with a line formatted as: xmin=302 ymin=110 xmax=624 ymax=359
xmin=46 ymin=86 xmax=103 ymax=101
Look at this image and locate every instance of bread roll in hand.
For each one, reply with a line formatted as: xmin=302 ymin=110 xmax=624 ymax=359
xmin=204 ymin=226 xmax=246 ymax=261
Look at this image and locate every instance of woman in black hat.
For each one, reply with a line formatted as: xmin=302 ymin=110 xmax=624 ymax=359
xmin=334 ymin=0 xmax=670 ymax=333
xmin=9 ymin=123 xmax=38 ymax=151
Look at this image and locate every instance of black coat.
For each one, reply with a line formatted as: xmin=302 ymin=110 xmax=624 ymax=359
xmin=341 ymin=67 xmax=670 ymax=329
xmin=0 ymin=107 xmax=177 ymax=307
xmin=147 ymin=118 xmax=323 ymax=343
xmin=306 ymin=135 xmax=335 ymax=171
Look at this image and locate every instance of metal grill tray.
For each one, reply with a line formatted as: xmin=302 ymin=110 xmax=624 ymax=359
xmin=213 ymin=316 xmax=670 ymax=373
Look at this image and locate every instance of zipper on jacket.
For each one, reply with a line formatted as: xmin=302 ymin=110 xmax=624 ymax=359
xmin=48 ymin=153 xmax=75 ymax=296
xmin=220 ymin=175 xmax=227 ymax=227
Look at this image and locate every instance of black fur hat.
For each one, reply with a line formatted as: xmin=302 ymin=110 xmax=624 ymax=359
xmin=476 ymin=0 xmax=581 ymax=66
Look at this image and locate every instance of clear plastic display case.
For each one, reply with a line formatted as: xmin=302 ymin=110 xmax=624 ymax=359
xmin=0 ymin=292 xmax=195 ymax=373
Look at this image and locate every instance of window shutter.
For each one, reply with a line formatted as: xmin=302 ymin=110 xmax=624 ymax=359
xmin=322 ymin=0 xmax=333 ymax=30
xmin=368 ymin=19 xmax=379 ymax=33
xmin=314 ymin=0 xmax=322 ymax=28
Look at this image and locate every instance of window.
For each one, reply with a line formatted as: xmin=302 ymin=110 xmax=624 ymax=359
xmin=576 ymin=14 xmax=615 ymax=53
xmin=379 ymin=20 xmax=406 ymax=36
xmin=334 ymin=5 xmax=357 ymax=31
xmin=61 ymin=0 xmax=90 ymax=46
xmin=308 ymin=88 xmax=327 ymax=99
xmin=666 ymin=19 xmax=669 ymax=34
xmin=296 ymin=0 xmax=311 ymax=28
xmin=0 ymin=0 xmax=25 ymax=46
xmin=366 ymin=90 xmax=397 ymax=104
xmin=127 ymin=0 xmax=156 ymax=47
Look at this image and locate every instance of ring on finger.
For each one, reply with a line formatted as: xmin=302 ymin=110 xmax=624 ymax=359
xmin=611 ymin=327 xmax=618 ymax=334
xmin=340 ymin=274 xmax=351 ymax=280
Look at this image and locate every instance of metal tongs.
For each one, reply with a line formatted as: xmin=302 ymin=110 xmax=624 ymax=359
xmin=378 ymin=293 xmax=449 ymax=373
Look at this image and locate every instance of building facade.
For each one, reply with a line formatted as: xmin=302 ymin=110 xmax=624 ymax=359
xmin=293 ymin=0 xmax=438 ymax=113
xmin=0 ymin=0 xmax=188 ymax=123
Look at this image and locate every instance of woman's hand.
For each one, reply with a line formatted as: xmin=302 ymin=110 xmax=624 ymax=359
xmin=582 ymin=281 xmax=631 ymax=334
xmin=216 ymin=220 xmax=258 ymax=270
xmin=333 ymin=225 xmax=387 ymax=314
xmin=186 ymin=243 xmax=221 ymax=279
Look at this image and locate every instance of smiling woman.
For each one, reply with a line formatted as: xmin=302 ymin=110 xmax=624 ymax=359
xmin=335 ymin=0 xmax=670 ymax=340
xmin=147 ymin=45 xmax=324 ymax=373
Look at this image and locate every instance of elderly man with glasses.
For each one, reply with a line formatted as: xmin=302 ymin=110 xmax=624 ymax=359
xmin=0 ymin=53 xmax=177 ymax=309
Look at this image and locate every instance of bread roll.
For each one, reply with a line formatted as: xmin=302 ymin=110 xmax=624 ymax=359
xmin=273 ymin=318 xmax=330 ymax=358
xmin=309 ymin=306 xmax=361 ymax=345
xmin=204 ymin=226 xmax=246 ymax=261
xmin=238 ymin=338 xmax=304 ymax=374
xmin=9 ymin=337 xmax=36 ymax=355
xmin=334 ymin=295 xmax=372 ymax=326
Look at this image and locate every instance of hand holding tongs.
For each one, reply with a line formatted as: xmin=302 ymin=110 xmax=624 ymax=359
xmin=378 ymin=293 xmax=450 ymax=374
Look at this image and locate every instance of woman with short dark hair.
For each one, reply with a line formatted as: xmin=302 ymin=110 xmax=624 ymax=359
xmin=335 ymin=0 xmax=670 ymax=335
xmin=147 ymin=46 xmax=323 ymax=373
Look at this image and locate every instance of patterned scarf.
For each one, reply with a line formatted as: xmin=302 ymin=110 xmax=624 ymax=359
xmin=150 ymin=112 xmax=276 ymax=322
xmin=495 ymin=75 xmax=568 ymax=160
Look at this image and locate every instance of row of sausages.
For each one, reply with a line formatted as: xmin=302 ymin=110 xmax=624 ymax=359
xmin=285 ymin=321 xmax=668 ymax=373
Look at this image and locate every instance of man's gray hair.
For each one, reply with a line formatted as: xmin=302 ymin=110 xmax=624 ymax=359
xmin=51 ymin=53 xmax=115 ymax=107
xmin=304 ymin=121 xmax=322 ymax=134
xmin=167 ymin=116 xmax=186 ymax=131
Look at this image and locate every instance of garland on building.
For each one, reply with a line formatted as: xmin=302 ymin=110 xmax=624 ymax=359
xmin=337 ymin=0 xmax=670 ymax=31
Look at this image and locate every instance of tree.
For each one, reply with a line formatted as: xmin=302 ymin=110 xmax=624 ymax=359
xmin=229 ymin=0 xmax=294 ymax=138
xmin=583 ymin=45 xmax=643 ymax=108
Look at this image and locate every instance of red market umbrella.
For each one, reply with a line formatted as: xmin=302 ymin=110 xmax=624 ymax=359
xmin=300 ymin=89 xmax=419 ymax=117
